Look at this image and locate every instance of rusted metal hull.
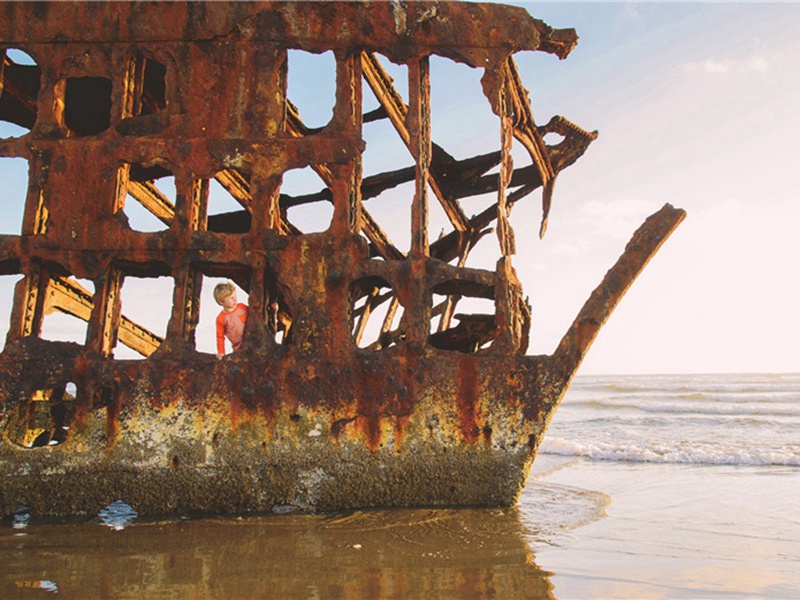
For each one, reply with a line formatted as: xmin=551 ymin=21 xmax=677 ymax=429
xmin=0 ymin=2 xmax=685 ymax=516
xmin=1 ymin=350 xmax=547 ymax=515
xmin=0 ymin=204 xmax=684 ymax=516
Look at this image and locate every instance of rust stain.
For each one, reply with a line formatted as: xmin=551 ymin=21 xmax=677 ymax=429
xmin=457 ymin=356 xmax=480 ymax=443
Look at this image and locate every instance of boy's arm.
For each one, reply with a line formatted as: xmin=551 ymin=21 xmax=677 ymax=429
xmin=215 ymin=312 xmax=226 ymax=358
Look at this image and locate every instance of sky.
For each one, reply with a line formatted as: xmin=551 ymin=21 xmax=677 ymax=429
xmin=504 ymin=2 xmax=800 ymax=374
xmin=1 ymin=2 xmax=798 ymax=374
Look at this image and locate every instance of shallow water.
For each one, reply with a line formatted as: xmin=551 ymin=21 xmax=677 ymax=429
xmin=2 ymin=505 xmax=562 ymax=598
xmin=2 ymin=373 xmax=799 ymax=598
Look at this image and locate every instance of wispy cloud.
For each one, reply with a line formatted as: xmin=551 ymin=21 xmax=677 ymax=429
xmin=683 ymin=54 xmax=772 ymax=76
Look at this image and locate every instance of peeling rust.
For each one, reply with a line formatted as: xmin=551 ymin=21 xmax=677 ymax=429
xmin=0 ymin=2 xmax=683 ymax=516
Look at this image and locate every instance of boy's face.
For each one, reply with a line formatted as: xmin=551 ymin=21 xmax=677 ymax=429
xmin=221 ymin=290 xmax=237 ymax=310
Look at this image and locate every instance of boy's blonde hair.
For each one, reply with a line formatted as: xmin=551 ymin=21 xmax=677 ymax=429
xmin=213 ymin=282 xmax=236 ymax=306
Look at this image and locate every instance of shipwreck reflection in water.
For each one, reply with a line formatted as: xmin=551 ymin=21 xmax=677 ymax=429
xmin=1 ymin=508 xmax=554 ymax=598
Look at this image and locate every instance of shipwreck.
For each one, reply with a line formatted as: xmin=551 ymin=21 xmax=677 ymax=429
xmin=0 ymin=2 xmax=684 ymax=516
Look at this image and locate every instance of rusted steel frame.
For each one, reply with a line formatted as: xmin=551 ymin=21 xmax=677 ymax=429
xmin=353 ymin=286 xmax=382 ymax=346
xmin=23 ymin=185 xmax=49 ymax=237
xmin=282 ymin=149 xmax=491 ymax=210
xmin=117 ymin=313 xmax=161 ymax=357
xmin=257 ymin=173 xmax=285 ymax=234
xmin=363 ymin=106 xmax=388 ymax=124
xmin=361 ymin=52 xmax=471 ymax=234
xmin=45 ymin=277 xmax=163 ymax=356
xmin=366 ymin=267 xmax=496 ymax=349
xmin=241 ymin=261 xmax=273 ymax=348
xmin=84 ymin=267 xmax=123 ymax=357
xmin=272 ymin=143 xmax=508 ymax=252
xmin=504 ymin=59 xmax=553 ymax=181
xmin=361 ymin=209 xmax=405 ymax=260
xmin=360 ymin=52 xmax=409 ymax=142
xmin=554 ymin=204 xmax=687 ymax=375
xmin=0 ymin=54 xmax=37 ymax=117
xmin=112 ymin=164 xmax=129 ymax=215
xmin=201 ymin=166 xmax=297 ymax=236
xmin=493 ymin=258 xmax=530 ymax=353
xmin=213 ymin=169 xmax=251 ymax=209
xmin=351 ymin=223 xmax=491 ymax=322
xmin=358 ymin=293 xmax=404 ymax=350
xmin=167 ymin=265 xmax=202 ymax=351
xmin=496 ymin=73 xmax=516 ymax=257
xmin=0 ymin=2 xmax=579 ymax=60
xmin=514 ymin=283 xmax=532 ymax=353
xmin=6 ymin=261 xmax=47 ymax=341
xmin=285 ymin=100 xmax=312 ymax=136
xmin=278 ymin=215 xmax=301 ymax=236
xmin=443 ymin=161 xmax=558 ymax=209
xmin=206 ymin=170 xmax=285 ymax=232
xmin=351 ymin=288 xmax=393 ymax=320
xmin=365 ymin=301 xmax=404 ymax=351
xmin=284 ymin=164 xmax=411 ymax=208
xmin=438 ymin=233 xmax=475 ymax=332
xmin=379 ymin=296 xmax=400 ymax=340
xmin=127 ymin=181 xmax=175 ymax=226
xmin=502 ymin=59 xmax=555 ymax=238
xmin=334 ymin=53 xmax=364 ymax=237
xmin=43 ymin=277 xmax=92 ymax=322
xmin=282 ymin=106 xmax=340 ymax=231
xmin=408 ymin=56 xmax=431 ymax=258
xmin=430 ymin=184 xmax=537 ymax=264
xmin=188 ymin=178 xmax=209 ymax=232
xmin=123 ymin=51 xmax=146 ymax=118
xmin=125 ymin=168 xmax=282 ymax=232
xmin=285 ymin=94 xmax=405 ymax=259
xmin=543 ymin=115 xmax=599 ymax=170
xmin=206 ymin=169 xmax=282 ymax=235
xmin=432 ymin=277 xmax=495 ymax=298
xmin=432 ymin=156 xmax=533 ymax=204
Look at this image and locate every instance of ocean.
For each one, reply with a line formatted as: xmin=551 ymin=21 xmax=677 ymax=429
xmin=2 ymin=373 xmax=799 ymax=598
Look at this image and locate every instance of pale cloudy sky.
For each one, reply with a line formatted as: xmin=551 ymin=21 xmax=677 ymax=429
xmin=505 ymin=1 xmax=800 ymax=374
xmin=1 ymin=2 xmax=798 ymax=374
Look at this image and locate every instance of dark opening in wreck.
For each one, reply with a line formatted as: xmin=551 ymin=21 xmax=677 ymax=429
xmin=0 ymin=1 xmax=684 ymax=516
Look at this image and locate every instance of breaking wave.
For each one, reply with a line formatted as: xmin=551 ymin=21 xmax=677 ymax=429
xmin=540 ymin=436 xmax=800 ymax=467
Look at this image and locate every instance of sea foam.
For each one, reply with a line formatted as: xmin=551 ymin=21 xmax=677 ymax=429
xmin=540 ymin=436 xmax=800 ymax=467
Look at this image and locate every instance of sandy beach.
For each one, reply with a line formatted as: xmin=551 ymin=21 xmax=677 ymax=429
xmin=2 ymin=373 xmax=798 ymax=598
xmin=527 ymin=458 xmax=799 ymax=598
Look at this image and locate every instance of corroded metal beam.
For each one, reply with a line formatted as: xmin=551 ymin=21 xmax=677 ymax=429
xmin=362 ymin=52 xmax=471 ymax=234
xmin=554 ymin=204 xmax=687 ymax=376
xmin=44 ymin=277 xmax=163 ymax=357
xmin=127 ymin=181 xmax=175 ymax=226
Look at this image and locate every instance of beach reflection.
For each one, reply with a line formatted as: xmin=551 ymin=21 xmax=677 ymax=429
xmin=1 ymin=508 xmax=554 ymax=598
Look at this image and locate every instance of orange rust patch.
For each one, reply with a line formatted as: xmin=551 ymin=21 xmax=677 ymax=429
xmin=457 ymin=356 xmax=480 ymax=443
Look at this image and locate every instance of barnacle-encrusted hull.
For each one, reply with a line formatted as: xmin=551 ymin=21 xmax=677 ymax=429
xmin=1 ymin=349 xmax=555 ymax=515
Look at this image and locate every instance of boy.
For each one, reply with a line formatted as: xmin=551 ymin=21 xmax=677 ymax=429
xmin=213 ymin=282 xmax=248 ymax=359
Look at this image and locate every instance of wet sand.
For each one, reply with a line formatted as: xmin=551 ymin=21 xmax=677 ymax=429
xmin=529 ymin=458 xmax=800 ymax=599
xmin=2 ymin=459 xmax=798 ymax=598
xmin=2 ymin=506 xmax=556 ymax=599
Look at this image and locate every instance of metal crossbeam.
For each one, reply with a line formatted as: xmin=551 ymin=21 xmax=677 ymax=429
xmin=44 ymin=276 xmax=163 ymax=357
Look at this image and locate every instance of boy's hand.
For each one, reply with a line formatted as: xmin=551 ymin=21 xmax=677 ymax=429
xmin=216 ymin=352 xmax=223 ymax=360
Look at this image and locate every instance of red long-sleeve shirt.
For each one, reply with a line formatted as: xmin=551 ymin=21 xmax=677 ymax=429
xmin=216 ymin=303 xmax=248 ymax=355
